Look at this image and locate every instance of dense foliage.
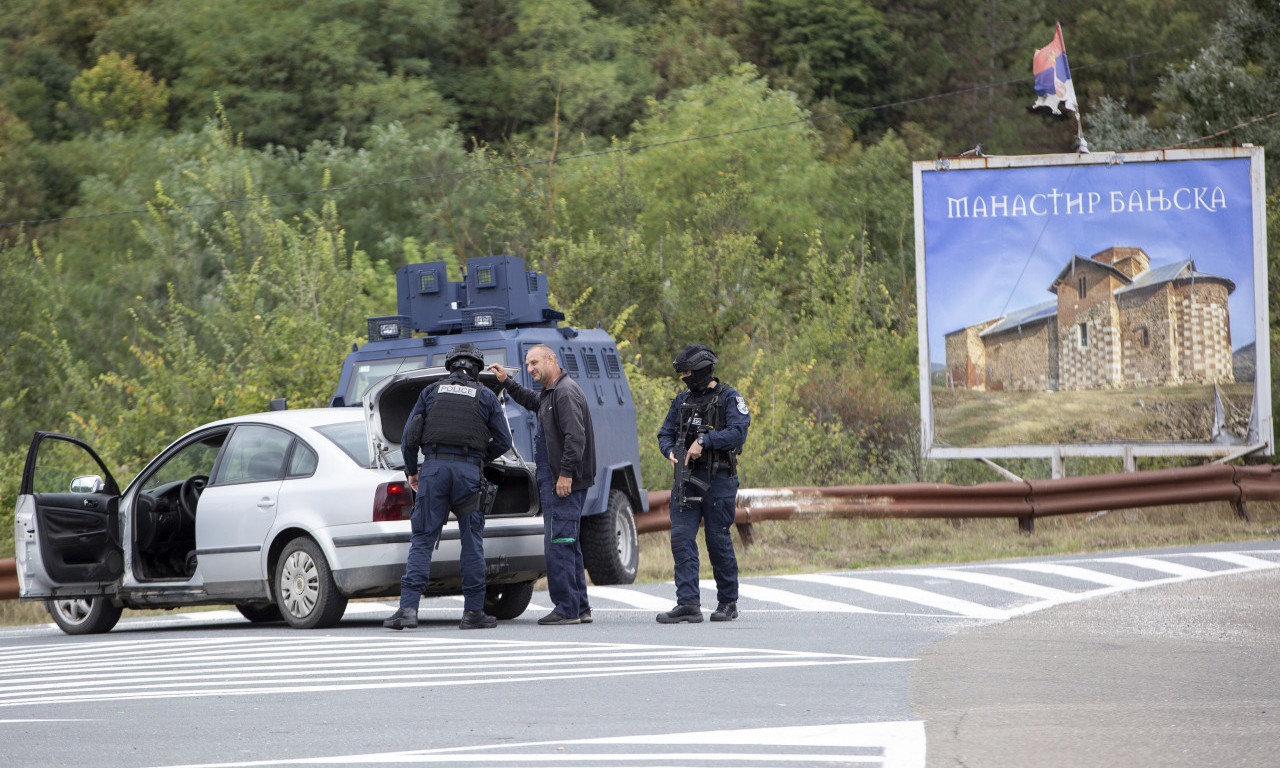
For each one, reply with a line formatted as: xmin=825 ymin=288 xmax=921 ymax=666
xmin=2 ymin=0 xmax=1278 ymax=553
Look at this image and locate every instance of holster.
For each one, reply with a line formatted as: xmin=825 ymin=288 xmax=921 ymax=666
xmin=453 ymin=475 xmax=498 ymax=518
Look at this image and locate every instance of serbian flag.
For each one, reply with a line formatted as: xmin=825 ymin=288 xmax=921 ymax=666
xmin=1032 ymin=23 xmax=1078 ymax=116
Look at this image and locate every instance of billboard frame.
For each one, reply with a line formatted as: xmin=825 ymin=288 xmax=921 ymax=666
xmin=913 ymin=147 xmax=1272 ymax=461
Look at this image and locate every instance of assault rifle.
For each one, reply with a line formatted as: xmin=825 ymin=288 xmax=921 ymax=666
xmin=672 ymin=404 xmax=712 ymax=509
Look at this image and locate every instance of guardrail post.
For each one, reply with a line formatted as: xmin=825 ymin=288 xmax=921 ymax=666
xmin=735 ymin=522 xmax=756 ymax=548
xmin=1017 ymin=515 xmax=1034 ymax=533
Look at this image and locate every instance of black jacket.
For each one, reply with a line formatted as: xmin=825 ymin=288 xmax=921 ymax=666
xmin=502 ymin=372 xmax=596 ymax=491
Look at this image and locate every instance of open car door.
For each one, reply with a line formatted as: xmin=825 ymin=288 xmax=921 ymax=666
xmin=14 ymin=432 xmax=124 ymax=599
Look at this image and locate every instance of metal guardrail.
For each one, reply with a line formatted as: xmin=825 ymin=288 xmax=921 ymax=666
xmin=3 ymin=464 xmax=1278 ymax=600
xmin=637 ymin=463 xmax=1280 ymax=539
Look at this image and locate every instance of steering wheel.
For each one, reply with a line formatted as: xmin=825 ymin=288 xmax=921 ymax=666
xmin=178 ymin=475 xmax=208 ymax=523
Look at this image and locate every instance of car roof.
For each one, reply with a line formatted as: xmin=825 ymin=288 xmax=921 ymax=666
xmin=203 ymin=407 xmax=364 ymax=432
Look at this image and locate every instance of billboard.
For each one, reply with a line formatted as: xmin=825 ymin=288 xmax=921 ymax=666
xmin=913 ymin=147 xmax=1271 ymax=460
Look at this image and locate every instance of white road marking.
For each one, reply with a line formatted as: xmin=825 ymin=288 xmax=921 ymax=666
xmin=715 ymin=582 xmax=877 ymax=613
xmin=1100 ymin=556 xmax=1208 ymax=578
xmin=900 ymin=568 xmax=1075 ymax=600
xmin=776 ymin=574 xmax=1009 ymax=619
xmin=586 ymin=586 xmax=674 ymax=610
xmin=0 ymin=637 xmax=909 ymax=708
xmin=144 ymin=721 xmax=926 ymax=768
xmin=1193 ymin=551 xmax=1280 ymax=569
xmin=983 ymin=562 xmax=1141 ymax=587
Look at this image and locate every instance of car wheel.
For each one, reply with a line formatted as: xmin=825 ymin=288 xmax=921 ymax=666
xmin=235 ymin=602 xmax=283 ymax=623
xmin=45 ymin=598 xmax=123 ymax=635
xmin=484 ymin=580 xmax=535 ymax=620
xmin=273 ymin=538 xmax=348 ymax=629
xmin=581 ymin=489 xmax=639 ymax=585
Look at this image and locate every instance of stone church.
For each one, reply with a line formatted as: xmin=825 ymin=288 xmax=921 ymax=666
xmin=945 ymin=246 xmax=1235 ymax=392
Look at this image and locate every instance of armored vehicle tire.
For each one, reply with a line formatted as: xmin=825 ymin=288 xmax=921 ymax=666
xmin=46 ymin=597 xmax=123 ymax=635
xmin=484 ymin=580 xmax=535 ymax=620
xmin=582 ymin=489 xmax=639 ymax=585
xmin=236 ymin=602 xmax=284 ymax=623
xmin=274 ymin=538 xmax=348 ymax=629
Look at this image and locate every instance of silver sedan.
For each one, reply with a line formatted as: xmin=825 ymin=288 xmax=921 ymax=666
xmin=13 ymin=403 xmax=545 ymax=634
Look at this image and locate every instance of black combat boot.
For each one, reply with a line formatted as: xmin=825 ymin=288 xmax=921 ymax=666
xmin=710 ymin=601 xmax=738 ymax=621
xmin=459 ymin=609 xmax=497 ymax=629
xmin=383 ymin=607 xmax=418 ymax=630
xmin=656 ymin=604 xmax=703 ymax=623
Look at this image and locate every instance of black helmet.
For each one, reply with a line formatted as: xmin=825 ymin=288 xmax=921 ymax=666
xmin=445 ymin=343 xmax=485 ymax=375
xmin=672 ymin=344 xmax=717 ymax=373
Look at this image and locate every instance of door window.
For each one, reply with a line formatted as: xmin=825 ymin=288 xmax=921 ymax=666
xmin=29 ymin=438 xmax=110 ymax=495
xmin=287 ymin=442 xmax=319 ymax=478
xmin=214 ymin=425 xmax=294 ymax=485
xmin=140 ymin=433 xmax=225 ymax=494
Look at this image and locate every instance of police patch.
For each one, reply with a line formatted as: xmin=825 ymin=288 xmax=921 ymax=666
xmin=438 ymin=383 xmax=478 ymax=398
xmin=735 ymin=396 xmax=749 ymax=415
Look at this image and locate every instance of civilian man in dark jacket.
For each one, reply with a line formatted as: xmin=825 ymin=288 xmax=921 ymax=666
xmin=488 ymin=345 xmax=596 ymax=625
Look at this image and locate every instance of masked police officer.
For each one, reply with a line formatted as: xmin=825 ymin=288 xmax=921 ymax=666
xmin=384 ymin=343 xmax=512 ymax=631
xmin=655 ymin=344 xmax=750 ymax=623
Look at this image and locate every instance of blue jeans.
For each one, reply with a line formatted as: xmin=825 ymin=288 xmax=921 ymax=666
xmin=400 ymin=460 xmax=487 ymax=612
xmin=537 ymin=463 xmax=590 ymax=618
xmin=670 ymin=470 xmax=739 ymax=606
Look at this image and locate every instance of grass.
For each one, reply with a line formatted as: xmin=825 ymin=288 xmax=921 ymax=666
xmin=6 ymin=502 xmax=1278 ymax=627
xmin=932 ymin=382 xmax=1255 ymax=446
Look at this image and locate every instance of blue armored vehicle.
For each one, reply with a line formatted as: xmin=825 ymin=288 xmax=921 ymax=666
xmin=334 ymin=255 xmax=645 ymax=607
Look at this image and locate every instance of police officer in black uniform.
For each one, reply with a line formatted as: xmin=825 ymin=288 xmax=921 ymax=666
xmin=655 ymin=344 xmax=751 ymax=623
xmin=383 ymin=343 xmax=512 ymax=630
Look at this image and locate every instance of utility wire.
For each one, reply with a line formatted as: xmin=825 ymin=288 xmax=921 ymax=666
xmin=2 ymin=21 xmax=1277 ymax=232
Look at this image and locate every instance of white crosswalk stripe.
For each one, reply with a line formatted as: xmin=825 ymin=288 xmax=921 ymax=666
xmin=775 ymin=574 xmax=1009 ymax=619
xmin=144 ymin=722 xmax=927 ymax=768
xmin=0 ymin=636 xmax=907 ymax=708
xmin=898 ymin=567 xmax=1075 ymax=600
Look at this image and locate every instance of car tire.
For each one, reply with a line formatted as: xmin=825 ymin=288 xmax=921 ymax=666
xmin=581 ymin=489 xmax=639 ymax=585
xmin=235 ymin=602 xmax=283 ymax=623
xmin=274 ymin=538 xmax=348 ymax=629
xmin=484 ymin=580 xmax=535 ymax=620
xmin=45 ymin=598 xmax=123 ymax=635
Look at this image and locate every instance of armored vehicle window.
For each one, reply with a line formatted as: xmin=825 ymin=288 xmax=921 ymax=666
xmin=583 ymin=349 xmax=601 ymax=378
xmin=346 ymin=356 xmax=429 ymax=403
xmin=603 ymin=349 xmax=622 ymax=378
xmin=560 ymin=348 xmax=580 ymax=377
xmin=430 ymin=348 xmax=507 ymax=367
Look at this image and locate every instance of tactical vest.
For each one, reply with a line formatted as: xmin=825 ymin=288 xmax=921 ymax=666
xmin=680 ymin=384 xmax=740 ymax=473
xmin=421 ymin=376 xmax=490 ymax=454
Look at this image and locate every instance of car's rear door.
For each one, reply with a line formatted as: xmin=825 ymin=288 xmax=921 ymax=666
xmin=194 ymin=424 xmax=292 ymax=596
xmin=14 ymin=432 xmax=124 ymax=598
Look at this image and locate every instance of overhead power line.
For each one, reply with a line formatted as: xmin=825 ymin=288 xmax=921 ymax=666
xmin=2 ymin=21 xmax=1276 ymax=232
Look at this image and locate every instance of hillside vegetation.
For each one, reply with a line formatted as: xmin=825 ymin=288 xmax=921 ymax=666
xmin=2 ymin=0 xmax=1279 ymax=557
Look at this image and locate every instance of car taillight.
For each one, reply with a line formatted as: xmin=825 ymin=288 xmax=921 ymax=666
xmin=373 ymin=481 xmax=414 ymax=522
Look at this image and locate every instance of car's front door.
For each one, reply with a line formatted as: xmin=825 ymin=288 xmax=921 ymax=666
xmin=14 ymin=432 xmax=123 ymax=598
xmin=194 ymin=424 xmax=292 ymax=597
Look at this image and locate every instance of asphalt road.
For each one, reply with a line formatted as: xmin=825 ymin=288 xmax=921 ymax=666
xmin=0 ymin=540 xmax=1276 ymax=768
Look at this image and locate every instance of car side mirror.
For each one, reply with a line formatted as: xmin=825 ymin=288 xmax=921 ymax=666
xmin=70 ymin=475 xmax=105 ymax=494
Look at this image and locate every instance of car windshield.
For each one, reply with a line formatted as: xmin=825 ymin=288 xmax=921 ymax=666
xmin=313 ymin=422 xmax=374 ymax=467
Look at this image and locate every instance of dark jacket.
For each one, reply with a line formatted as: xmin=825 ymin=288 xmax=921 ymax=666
xmin=502 ymin=371 xmax=596 ymax=491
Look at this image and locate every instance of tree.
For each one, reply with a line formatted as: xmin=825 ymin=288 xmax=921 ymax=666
xmin=70 ymin=51 xmax=170 ymax=131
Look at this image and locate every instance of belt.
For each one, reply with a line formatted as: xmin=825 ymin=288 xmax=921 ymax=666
xmin=425 ymin=453 xmax=484 ymax=466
